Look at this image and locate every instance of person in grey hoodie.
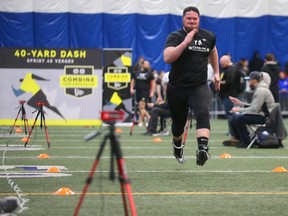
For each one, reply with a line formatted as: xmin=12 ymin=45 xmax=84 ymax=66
xmin=223 ymin=71 xmax=275 ymax=148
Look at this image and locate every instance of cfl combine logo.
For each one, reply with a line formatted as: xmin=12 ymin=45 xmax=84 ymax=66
xmin=60 ymin=66 xmax=97 ymax=98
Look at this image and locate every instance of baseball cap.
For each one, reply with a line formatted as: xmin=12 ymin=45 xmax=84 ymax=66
xmin=244 ymin=71 xmax=262 ymax=81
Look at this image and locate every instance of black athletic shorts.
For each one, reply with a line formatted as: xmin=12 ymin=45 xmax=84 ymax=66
xmin=167 ymin=83 xmax=211 ymax=137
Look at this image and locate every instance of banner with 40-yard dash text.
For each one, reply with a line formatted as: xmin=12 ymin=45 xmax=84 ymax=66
xmin=0 ymin=48 xmax=103 ymax=126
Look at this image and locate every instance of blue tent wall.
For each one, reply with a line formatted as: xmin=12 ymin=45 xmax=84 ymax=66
xmin=1 ymin=1 xmax=288 ymax=71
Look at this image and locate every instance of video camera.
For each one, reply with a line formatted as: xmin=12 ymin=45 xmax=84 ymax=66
xmin=101 ymin=111 xmax=124 ymax=123
xmin=84 ymin=111 xmax=124 ymax=141
xmin=36 ymin=101 xmax=46 ymax=107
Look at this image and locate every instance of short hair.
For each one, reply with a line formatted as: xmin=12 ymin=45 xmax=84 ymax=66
xmin=265 ymin=53 xmax=275 ymax=61
xmin=183 ymin=6 xmax=200 ymax=17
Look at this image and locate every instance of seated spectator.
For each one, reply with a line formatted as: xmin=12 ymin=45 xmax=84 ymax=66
xmin=142 ymin=72 xmax=170 ymax=136
xmin=142 ymin=99 xmax=171 ymax=136
xmin=223 ymin=71 xmax=275 ymax=148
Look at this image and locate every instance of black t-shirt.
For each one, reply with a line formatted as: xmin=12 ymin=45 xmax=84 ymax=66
xmin=219 ymin=64 xmax=238 ymax=98
xmin=165 ymin=29 xmax=216 ymax=88
xmin=132 ymin=69 xmax=154 ymax=93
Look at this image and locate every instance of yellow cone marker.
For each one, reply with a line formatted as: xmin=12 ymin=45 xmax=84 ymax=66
xmin=219 ymin=153 xmax=232 ymax=158
xmin=37 ymin=153 xmax=50 ymax=159
xmin=272 ymin=166 xmax=288 ymax=172
xmin=54 ymin=187 xmax=75 ymax=195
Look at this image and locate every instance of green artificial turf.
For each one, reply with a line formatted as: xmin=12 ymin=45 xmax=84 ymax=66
xmin=1 ymin=119 xmax=288 ymax=215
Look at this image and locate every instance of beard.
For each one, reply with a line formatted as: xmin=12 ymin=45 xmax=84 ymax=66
xmin=249 ymin=83 xmax=255 ymax=90
xmin=183 ymin=27 xmax=192 ymax=33
xmin=183 ymin=25 xmax=198 ymax=33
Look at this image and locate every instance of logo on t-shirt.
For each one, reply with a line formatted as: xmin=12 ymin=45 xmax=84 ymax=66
xmin=188 ymin=39 xmax=209 ymax=52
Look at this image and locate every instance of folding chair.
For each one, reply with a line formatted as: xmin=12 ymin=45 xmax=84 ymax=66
xmin=158 ymin=116 xmax=172 ymax=135
xmin=247 ymin=103 xmax=287 ymax=149
xmin=246 ymin=124 xmax=265 ymax=149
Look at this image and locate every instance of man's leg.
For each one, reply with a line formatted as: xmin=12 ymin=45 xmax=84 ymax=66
xmin=233 ymin=114 xmax=265 ymax=147
xmin=221 ymin=97 xmax=234 ymax=135
xmin=167 ymin=83 xmax=188 ymax=163
xmin=223 ymin=114 xmax=240 ymax=146
xmin=143 ymin=107 xmax=161 ymax=135
xmin=189 ymin=84 xmax=211 ymax=166
xmin=150 ymin=107 xmax=170 ymax=132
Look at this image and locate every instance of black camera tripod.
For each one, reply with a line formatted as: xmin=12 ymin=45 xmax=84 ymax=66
xmin=74 ymin=120 xmax=137 ymax=216
xmin=24 ymin=102 xmax=50 ymax=148
xmin=10 ymin=100 xmax=30 ymax=135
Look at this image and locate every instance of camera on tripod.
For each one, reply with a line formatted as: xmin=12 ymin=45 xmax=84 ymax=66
xmin=101 ymin=111 xmax=124 ymax=123
xmin=75 ymin=109 xmax=137 ymax=216
xmin=36 ymin=101 xmax=46 ymax=107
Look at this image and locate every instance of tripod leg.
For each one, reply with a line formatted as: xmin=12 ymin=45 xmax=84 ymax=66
xmin=130 ymin=101 xmax=138 ymax=136
xmin=110 ymin=147 xmax=115 ymax=181
xmin=41 ymin=111 xmax=50 ymax=148
xmin=182 ymin=118 xmax=190 ymax=145
xmin=183 ymin=110 xmax=193 ymax=145
xmin=23 ymin=113 xmax=30 ymax=135
xmin=22 ymin=107 xmax=30 ymax=135
xmin=25 ymin=111 xmax=40 ymax=147
xmin=74 ymin=135 xmax=109 ymax=216
xmin=129 ymin=114 xmax=136 ymax=136
xmin=117 ymin=158 xmax=137 ymax=216
xmin=10 ymin=108 xmax=21 ymax=135
xmin=112 ymin=134 xmax=137 ymax=216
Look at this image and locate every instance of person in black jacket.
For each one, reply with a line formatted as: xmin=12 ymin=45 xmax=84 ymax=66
xmin=219 ymin=55 xmax=239 ymax=119
xmin=249 ymin=51 xmax=264 ymax=72
xmin=261 ymin=53 xmax=280 ymax=102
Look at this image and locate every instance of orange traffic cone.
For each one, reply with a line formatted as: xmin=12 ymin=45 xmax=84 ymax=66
xmin=47 ymin=167 xmax=61 ymax=172
xmin=115 ymin=128 xmax=123 ymax=133
xmin=272 ymin=166 xmax=288 ymax=172
xmin=219 ymin=153 xmax=232 ymax=158
xmin=37 ymin=153 xmax=50 ymax=159
xmin=21 ymin=137 xmax=30 ymax=142
xmin=15 ymin=128 xmax=23 ymax=133
xmin=54 ymin=187 xmax=75 ymax=195
xmin=153 ymin=137 xmax=162 ymax=143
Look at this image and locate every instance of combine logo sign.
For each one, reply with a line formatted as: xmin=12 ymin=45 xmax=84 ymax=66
xmin=104 ymin=67 xmax=131 ymax=90
xmin=60 ymin=65 xmax=98 ymax=97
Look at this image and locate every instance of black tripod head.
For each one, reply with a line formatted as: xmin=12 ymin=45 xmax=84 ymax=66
xmin=19 ymin=100 xmax=26 ymax=105
xmin=18 ymin=100 xmax=27 ymax=116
